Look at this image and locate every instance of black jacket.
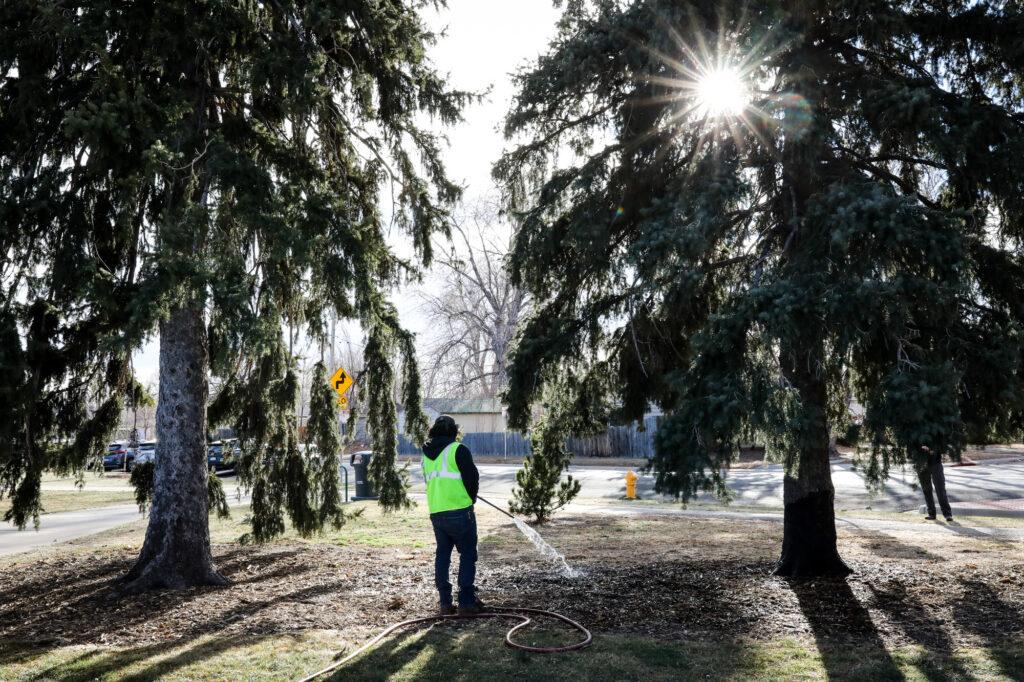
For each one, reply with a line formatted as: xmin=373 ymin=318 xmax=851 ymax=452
xmin=421 ymin=436 xmax=479 ymax=504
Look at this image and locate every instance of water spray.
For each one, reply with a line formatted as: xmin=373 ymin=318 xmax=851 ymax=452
xmin=295 ymin=496 xmax=590 ymax=681
xmin=477 ymin=495 xmax=581 ymax=579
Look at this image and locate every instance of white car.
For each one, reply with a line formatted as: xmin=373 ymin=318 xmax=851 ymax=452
xmin=132 ymin=441 xmax=157 ymax=468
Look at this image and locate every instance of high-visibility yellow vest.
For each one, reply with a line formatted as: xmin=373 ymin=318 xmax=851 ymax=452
xmin=422 ymin=442 xmax=473 ymax=514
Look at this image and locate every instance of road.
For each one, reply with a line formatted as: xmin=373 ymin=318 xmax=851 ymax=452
xmin=0 ymin=489 xmax=252 ymax=557
xmin=0 ymin=505 xmax=143 ymax=557
xmin=463 ymin=458 xmax=1024 ymax=512
xmin=3 ymin=458 xmax=1023 ymax=556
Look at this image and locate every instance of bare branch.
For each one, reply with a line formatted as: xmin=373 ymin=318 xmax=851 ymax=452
xmin=420 ymin=197 xmax=530 ymax=398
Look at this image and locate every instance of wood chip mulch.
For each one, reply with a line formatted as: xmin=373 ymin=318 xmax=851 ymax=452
xmin=0 ymin=515 xmax=1021 ymax=652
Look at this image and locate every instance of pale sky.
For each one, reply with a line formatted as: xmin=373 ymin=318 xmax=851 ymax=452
xmin=132 ymin=0 xmax=561 ymax=384
xmin=424 ymin=0 xmax=561 ymax=191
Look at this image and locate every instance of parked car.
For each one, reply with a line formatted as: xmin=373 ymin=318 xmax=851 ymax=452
xmin=103 ymin=442 xmax=134 ymax=471
xmin=132 ymin=441 xmax=157 ymax=469
xmin=207 ymin=438 xmax=240 ymax=472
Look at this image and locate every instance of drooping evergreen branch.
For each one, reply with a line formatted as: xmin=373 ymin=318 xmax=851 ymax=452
xmin=1 ymin=1 xmax=465 ymax=539
xmin=496 ymin=0 xmax=1024 ymax=505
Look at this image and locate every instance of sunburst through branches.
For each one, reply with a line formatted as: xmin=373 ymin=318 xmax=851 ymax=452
xmin=694 ymin=66 xmax=748 ymax=117
xmin=637 ymin=15 xmax=797 ymax=153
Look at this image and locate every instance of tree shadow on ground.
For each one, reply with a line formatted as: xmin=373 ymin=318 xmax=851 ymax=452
xmin=953 ymin=579 xmax=1024 ymax=681
xmin=867 ymin=582 xmax=972 ymax=681
xmin=323 ymin=623 xmax=765 ymax=682
xmin=0 ymin=647 xmax=91 ymax=675
xmin=0 ymin=545 xmax=256 ymax=610
xmin=0 ymin=633 xmax=282 ymax=681
xmin=0 ymin=546 xmax=315 ymax=646
xmin=322 ymin=625 xmax=441 ymax=682
xmin=495 ymin=557 xmax=772 ymax=639
xmin=941 ymin=521 xmax=1017 ymax=547
xmin=789 ymin=578 xmax=905 ymax=681
xmin=842 ymin=521 xmax=946 ymax=562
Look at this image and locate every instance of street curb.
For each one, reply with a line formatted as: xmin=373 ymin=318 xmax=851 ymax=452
xmin=966 ymin=457 xmax=1024 ymax=466
xmin=568 ymin=505 xmax=1024 ymax=537
xmin=918 ymin=504 xmax=1024 ymax=518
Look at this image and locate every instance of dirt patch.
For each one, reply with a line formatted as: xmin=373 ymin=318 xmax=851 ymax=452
xmin=0 ymin=514 xmax=1020 ymax=654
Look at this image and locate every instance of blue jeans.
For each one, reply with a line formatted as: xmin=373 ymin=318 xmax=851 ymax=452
xmin=431 ymin=507 xmax=477 ymax=608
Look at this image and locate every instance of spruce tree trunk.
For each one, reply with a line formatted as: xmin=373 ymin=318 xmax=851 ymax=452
xmin=773 ymin=339 xmax=851 ymax=577
xmin=774 ymin=419 xmax=851 ymax=576
xmin=122 ymin=303 xmax=226 ymax=592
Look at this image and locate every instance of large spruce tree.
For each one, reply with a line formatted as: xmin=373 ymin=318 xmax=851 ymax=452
xmin=497 ymin=0 xmax=1024 ymax=575
xmin=0 ymin=1 xmax=464 ymax=590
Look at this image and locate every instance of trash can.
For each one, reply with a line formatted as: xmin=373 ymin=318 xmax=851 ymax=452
xmin=350 ymin=451 xmax=378 ymax=501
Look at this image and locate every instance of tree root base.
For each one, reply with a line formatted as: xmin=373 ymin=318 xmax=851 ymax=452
xmin=773 ymin=556 xmax=853 ymax=578
xmin=118 ymin=565 xmax=230 ymax=595
xmin=775 ymin=488 xmax=852 ymax=578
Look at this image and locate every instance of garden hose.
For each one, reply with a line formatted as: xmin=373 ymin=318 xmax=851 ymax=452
xmin=296 ymin=498 xmax=589 ymax=680
xmin=476 ymin=494 xmax=516 ymax=519
xmin=296 ymin=607 xmax=592 ymax=682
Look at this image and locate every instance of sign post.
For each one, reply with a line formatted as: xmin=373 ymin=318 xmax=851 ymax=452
xmin=330 ymin=366 xmax=355 ymax=501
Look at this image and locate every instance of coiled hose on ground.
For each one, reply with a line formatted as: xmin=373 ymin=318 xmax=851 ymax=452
xmin=296 ymin=606 xmax=593 ymax=681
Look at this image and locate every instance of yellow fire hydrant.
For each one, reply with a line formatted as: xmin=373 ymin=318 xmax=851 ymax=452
xmin=625 ymin=470 xmax=638 ymax=500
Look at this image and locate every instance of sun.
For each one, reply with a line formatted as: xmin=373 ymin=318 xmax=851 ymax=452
xmin=694 ymin=67 xmax=748 ymax=117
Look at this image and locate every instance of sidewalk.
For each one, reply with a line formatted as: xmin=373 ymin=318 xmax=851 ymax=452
xmin=570 ymin=504 xmax=1024 ymax=541
xmin=921 ymin=498 xmax=1024 ymax=518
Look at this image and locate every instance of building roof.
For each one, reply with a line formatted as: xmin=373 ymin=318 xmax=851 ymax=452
xmin=423 ymin=397 xmax=503 ymax=415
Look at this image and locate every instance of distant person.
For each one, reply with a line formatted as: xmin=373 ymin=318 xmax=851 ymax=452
xmin=916 ymin=446 xmax=953 ymax=521
xmin=422 ymin=415 xmax=482 ymax=615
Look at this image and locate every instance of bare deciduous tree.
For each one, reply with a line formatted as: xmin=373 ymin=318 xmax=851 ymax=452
xmin=421 ymin=199 xmax=530 ymax=398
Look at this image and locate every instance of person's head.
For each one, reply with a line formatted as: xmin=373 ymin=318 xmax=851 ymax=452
xmin=428 ymin=415 xmax=458 ymax=440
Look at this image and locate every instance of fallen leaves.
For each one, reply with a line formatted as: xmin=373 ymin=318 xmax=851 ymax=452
xmin=0 ymin=513 xmax=1019 ymax=656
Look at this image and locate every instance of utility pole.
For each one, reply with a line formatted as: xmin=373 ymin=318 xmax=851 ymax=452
xmin=329 ymin=311 xmax=337 ymax=370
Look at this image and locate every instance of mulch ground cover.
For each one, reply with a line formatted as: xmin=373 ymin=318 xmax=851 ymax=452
xmin=0 ymin=514 xmax=1021 ymax=654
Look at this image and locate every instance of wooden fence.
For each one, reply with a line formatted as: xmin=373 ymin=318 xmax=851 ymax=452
xmin=397 ymin=415 xmax=659 ymax=459
xmin=566 ymin=416 xmax=659 ymax=458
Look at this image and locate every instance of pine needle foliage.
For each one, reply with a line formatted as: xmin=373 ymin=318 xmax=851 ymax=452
xmin=1 ymin=1 xmax=466 ymax=540
xmin=496 ymin=0 xmax=1024 ymax=497
xmin=306 ymin=360 xmax=347 ymax=530
xmin=509 ymin=416 xmax=581 ymax=524
xmin=509 ymin=391 xmax=585 ymax=522
xmin=363 ymin=306 xmax=430 ymax=510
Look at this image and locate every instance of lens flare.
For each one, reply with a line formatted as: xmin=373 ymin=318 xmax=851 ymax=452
xmin=695 ymin=67 xmax=748 ymax=117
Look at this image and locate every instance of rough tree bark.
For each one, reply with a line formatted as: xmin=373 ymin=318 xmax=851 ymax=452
xmin=122 ymin=304 xmax=227 ymax=592
xmin=774 ymin=340 xmax=852 ymax=577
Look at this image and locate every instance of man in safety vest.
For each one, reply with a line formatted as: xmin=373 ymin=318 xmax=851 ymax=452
xmin=422 ymin=414 xmax=482 ymax=615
